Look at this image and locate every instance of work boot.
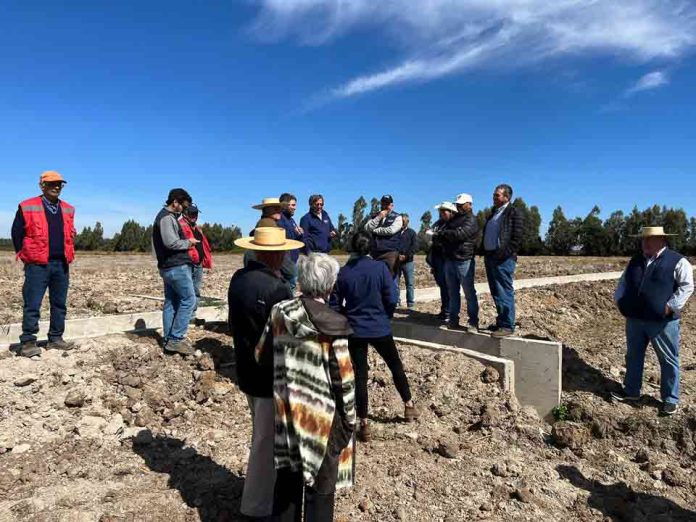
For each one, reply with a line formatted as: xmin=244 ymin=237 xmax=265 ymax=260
xmin=19 ymin=341 xmax=41 ymax=358
xmin=357 ymin=422 xmax=371 ymax=443
xmin=491 ymin=328 xmax=514 ymax=338
xmin=165 ymin=339 xmax=195 ymax=356
xmin=404 ymin=403 xmax=420 ymax=422
xmin=47 ymin=339 xmax=75 ymax=351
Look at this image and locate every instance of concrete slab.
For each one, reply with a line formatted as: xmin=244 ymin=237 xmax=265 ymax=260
xmin=0 ymin=305 xmax=227 ymax=348
xmin=392 ymin=321 xmax=561 ymax=419
xmin=394 ymin=336 xmax=515 ymax=393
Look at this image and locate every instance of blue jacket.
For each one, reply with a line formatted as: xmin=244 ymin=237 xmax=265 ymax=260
xmin=299 ymin=210 xmax=336 ymax=254
xmin=332 ymin=256 xmax=397 ymax=338
xmin=278 ymin=211 xmax=303 ymax=262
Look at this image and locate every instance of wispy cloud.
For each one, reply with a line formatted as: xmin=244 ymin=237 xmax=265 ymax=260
xmin=251 ymin=0 xmax=696 ymax=99
xmin=625 ymin=70 xmax=670 ymax=96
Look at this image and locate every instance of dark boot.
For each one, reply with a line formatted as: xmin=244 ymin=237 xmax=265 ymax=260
xmin=47 ymin=339 xmax=75 ymax=351
xmin=19 ymin=341 xmax=41 ymax=358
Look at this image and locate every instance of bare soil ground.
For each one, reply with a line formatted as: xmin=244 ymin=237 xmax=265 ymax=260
xmin=0 ymin=253 xmax=629 ymax=324
xmin=1 ymin=276 xmax=695 ymax=521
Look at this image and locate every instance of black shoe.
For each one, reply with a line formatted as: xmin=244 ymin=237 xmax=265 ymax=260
xmin=19 ymin=341 xmax=41 ymax=358
xmin=482 ymin=324 xmax=499 ymax=332
xmin=610 ymin=390 xmax=641 ymax=403
xmin=446 ymin=323 xmax=464 ymax=331
xmin=46 ymin=339 xmax=75 ymax=351
xmin=437 ymin=311 xmax=449 ymax=322
xmin=660 ymin=402 xmax=678 ymax=416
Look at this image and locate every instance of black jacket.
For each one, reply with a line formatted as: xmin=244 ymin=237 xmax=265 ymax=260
xmin=439 ymin=211 xmax=479 ymax=261
xmin=399 ymin=228 xmax=418 ymax=263
xmin=227 ymin=260 xmax=292 ymax=397
xmin=483 ymin=205 xmax=524 ymax=262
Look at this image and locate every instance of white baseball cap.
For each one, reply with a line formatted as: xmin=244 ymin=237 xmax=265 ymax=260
xmin=455 ymin=193 xmax=473 ymax=205
xmin=434 ymin=201 xmax=457 ymax=212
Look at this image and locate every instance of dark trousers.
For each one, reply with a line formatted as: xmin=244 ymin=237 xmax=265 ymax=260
xmin=21 ymin=260 xmax=69 ymax=343
xmin=272 ymin=469 xmax=337 ymax=522
xmin=349 ymin=335 xmax=412 ymax=419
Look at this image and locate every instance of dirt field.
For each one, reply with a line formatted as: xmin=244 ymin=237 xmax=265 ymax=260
xmin=0 ymin=252 xmax=629 ymax=324
xmin=1 ymin=275 xmax=695 ymax=521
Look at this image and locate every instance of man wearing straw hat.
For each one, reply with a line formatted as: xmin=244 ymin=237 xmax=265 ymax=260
xmin=612 ymin=226 xmax=693 ymax=416
xmin=227 ymin=226 xmax=303 ymax=519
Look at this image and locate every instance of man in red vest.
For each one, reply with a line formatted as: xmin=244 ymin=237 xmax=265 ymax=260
xmin=11 ymin=171 xmax=77 ymax=357
xmin=178 ymin=204 xmax=212 ymax=316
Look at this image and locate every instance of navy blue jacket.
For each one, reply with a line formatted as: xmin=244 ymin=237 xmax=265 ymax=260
xmin=618 ymin=249 xmax=683 ymax=322
xmin=278 ymin=211 xmax=303 ymax=262
xmin=399 ymin=228 xmax=418 ymax=263
xmin=332 ymin=256 xmax=397 ymax=338
xmin=299 ymin=210 xmax=336 ymax=254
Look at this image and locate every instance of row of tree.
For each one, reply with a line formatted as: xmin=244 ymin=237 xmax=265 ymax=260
xmin=7 ymin=199 xmax=691 ymax=256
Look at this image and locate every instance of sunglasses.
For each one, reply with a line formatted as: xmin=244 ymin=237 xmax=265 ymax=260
xmin=43 ymin=182 xmax=65 ymax=188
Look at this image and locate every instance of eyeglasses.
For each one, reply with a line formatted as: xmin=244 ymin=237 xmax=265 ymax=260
xmin=43 ymin=182 xmax=65 ymax=189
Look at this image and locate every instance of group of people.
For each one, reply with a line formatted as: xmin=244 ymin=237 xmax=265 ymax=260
xmin=9 ymin=170 xmax=694 ymax=519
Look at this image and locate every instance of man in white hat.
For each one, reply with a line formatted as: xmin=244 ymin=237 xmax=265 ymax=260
xmin=612 ymin=226 xmax=693 ymax=415
xmin=227 ymin=226 xmax=304 ymax=518
xmin=426 ymin=202 xmax=457 ymax=322
xmin=436 ymin=193 xmax=480 ymax=332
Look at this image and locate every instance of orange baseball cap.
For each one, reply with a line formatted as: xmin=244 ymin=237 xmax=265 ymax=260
xmin=40 ymin=171 xmax=67 ymax=184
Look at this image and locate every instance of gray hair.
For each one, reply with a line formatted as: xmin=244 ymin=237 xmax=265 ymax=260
xmin=298 ymin=253 xmax=340 ymax=298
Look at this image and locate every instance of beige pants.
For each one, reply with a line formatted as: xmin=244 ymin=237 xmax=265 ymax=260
xmin=241 ymin=395 xmax=277 ymax=517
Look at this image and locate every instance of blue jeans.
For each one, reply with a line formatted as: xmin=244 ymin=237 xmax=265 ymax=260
xmin=484 ymin=255 xmax=516 ymax=330
xmin=624 ymin=318 xmax=680 ymax=404
xmin=397 ymin=261 xmax=415 ymax=307
xmin=21 ymin=260 xmax=70 ymax=343
xmin=192 ymin=264 xmax=204 ymax=312
xmin=160 ymin=264 xmax=196 ymax=343
xmin=430 ymin=254 xmax=449 ymax=314
xmin=444 ymin=258 xmax=479 ymax=327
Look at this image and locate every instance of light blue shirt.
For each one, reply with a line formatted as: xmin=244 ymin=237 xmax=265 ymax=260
xmin=483 ymin=203 xmax=509 ymax=251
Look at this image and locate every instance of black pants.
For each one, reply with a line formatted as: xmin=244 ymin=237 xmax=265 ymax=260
xmin=272 ymin=469 xmax=336 ymax=522
xmin=349 ymin=335 xmax=412 ymax=419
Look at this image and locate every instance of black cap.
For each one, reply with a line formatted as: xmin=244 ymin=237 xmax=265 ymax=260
xmin=380 ymin=194 xmax=394 ymax=204
xmin=184 ymin=204 xmax=200 ymax=217
xmin=166 ymin=188 xmax=192 ymax=205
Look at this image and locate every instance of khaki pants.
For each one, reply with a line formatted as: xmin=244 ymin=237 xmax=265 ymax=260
xmin=241 ymin=395 xmax=276 ymax=517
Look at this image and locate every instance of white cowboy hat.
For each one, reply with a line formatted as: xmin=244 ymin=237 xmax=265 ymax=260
xmin=251 ymin=197 xmax=289 ymax=210
xmin=234 ymin=227 xmax=304 ymax=251
xmin=629 ymin=226 xmax=677 ymax=238
xmin=434 ymin=201 xmax=457 ymax=212
xmin=454 ymin=193 xmax=473 ymax=205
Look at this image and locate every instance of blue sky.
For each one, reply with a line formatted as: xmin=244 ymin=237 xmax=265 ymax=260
xmin=1 ymin=0 xmax=695 ymax=237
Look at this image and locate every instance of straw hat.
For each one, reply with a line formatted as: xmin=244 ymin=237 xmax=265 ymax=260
xmin=434 ymin=201 xmax=457 ymax=213
xmin=234 ymin=227 xmax=304 ymax=251
xmin=252 ymin=197 xmax=288 ymax=210
xmin=630 ymin=226 xmax=676 ymax=238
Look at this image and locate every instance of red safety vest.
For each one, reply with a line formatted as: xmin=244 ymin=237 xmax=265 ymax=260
xmin=179 ymin=218 xmax=213 ymax=269
xmin=17 ymin=196 xmax=76 ymax=265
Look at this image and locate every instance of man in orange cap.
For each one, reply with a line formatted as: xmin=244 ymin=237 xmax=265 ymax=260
xmin=11 ymin=171 xmax=77 ymax=357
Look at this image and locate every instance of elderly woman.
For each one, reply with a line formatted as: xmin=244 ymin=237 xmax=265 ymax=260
xmin=256 ymin=253 xmax=356 ymax=520
xmin=333 ymin=231 xmax=419 ymax=442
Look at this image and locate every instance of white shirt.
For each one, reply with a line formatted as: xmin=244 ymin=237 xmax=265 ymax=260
xmin=614 ymin=247 xmax=694 ymax=313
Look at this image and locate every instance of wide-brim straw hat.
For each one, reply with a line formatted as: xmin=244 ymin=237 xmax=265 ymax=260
xmin=252 ymin=197 xmax=288 ymax=210
xmin=630 ymin=226 xmax=677 ymax=238
xmin=434 ymin=201 xmax=457 ymax=213
xmin=234 ymin=227 xmax=304 ymax=251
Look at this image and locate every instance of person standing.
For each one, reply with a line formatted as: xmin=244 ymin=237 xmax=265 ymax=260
xmin=612 ymin=226 xmax=694 ymax=416
xmin=482 ymin=184 xmax=523 ymax=337
xmin=277 ymin=192 xmax=304 ymax=292
xmin=227 ymin=226 xmax=302 ymax=519
xmin=178 ymin=204 xmax=212 ymax=315
xmin=152 ymin=188 xmax=199 ymax=355
xmin=333 ymin=232 xmax=419 ymax=442
xmin=256 ymin=253 xmax=356 ymax=520
xmin=439 ymin=193 xmax=480 ymax=332
xmin=397 ymin=213 xmax=418 ymax=309
xmin=300 ymin=194 xmax=337 ymax=254
xmin=364 ymin=195 xmax=403 ymax=277
xmin=11 ymin=171 xmax=77 ymax=357
xmin=426 ymin=202 xmax=457 ymax=323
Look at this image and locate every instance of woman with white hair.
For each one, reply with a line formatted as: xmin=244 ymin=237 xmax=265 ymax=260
xmin=256 ymin=253 xmax=356 ymax=520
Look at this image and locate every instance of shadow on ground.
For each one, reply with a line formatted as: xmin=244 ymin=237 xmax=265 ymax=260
xmin=132 ymin=433 xmax=246 ymax=521
xmin=557 ymin=465 xmax=696 ymax=521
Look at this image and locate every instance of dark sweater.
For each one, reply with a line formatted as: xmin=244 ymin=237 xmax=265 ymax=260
xmin=482 ymin=205 xmax=524 ymax=262
xmin=399 ymin=228 xmax=418 ymax=263
xmin=228 ymin=260 xmax=293 ymax=397
xmin=332 ymin=256 xmax=397 ymax=338
xmin=12 ymin=201 xmax=65 ymax=261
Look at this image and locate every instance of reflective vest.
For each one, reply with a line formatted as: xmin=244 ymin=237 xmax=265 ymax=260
xmin=178 ymin=218 xmax=213 ymax=269
xmin=17 ymin=196 xmax=76 ymax=265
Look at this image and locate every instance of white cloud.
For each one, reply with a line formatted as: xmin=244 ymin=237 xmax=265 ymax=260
xmin=625 ymin=70 xmax=670 ymax=95
xmin=251 ymin=0 xmax=696 ymax=98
